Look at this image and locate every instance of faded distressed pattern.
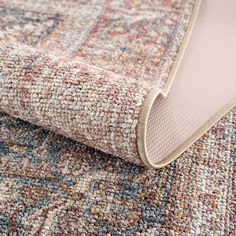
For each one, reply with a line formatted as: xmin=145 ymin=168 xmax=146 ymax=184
xmin=0 ymin=109 xmax=235 ymax=235
xmin=0 ymin=0 xmax=196 ymax=163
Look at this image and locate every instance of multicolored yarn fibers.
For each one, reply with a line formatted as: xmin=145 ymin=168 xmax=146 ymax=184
xmin=0 ymin=0 xmax=236 ymax=234
xmin=0 ymin=108 xmax=235 ymax=235
xmin=0 ymin=0 xmax=199 ymax=165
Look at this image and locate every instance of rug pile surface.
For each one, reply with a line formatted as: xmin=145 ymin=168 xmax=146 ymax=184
xmin=0 ymin=0 xmax=236 ymax=234
xmin=0 ymin=109 xmax=235 ymax=235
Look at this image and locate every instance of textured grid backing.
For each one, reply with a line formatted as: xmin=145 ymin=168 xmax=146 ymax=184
xmin=146 ymin=0 xmax=236 ymax=164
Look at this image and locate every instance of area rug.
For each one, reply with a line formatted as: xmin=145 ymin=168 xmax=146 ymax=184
xmin=0 ymin=0 xmax=196 ymax=168
xmin=0 ymin=0 xmax=236 ymax=234
xmin=1 ymin=0 xmax=235 ymax=169
xmin=0 ymin=108 xmax=235 ymax=235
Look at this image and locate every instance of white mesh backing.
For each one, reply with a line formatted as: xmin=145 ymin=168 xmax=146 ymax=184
xmin=146 ymin=0 xmax=236 ymax=164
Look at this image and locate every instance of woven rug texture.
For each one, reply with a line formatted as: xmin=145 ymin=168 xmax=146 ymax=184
xmin=0 ymin=109 xmax=235 ymax=235
xmin=0 ymin=0 xmax=197 ymax=165
xmin=0 ymin=0 xmax=236 ymax=235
